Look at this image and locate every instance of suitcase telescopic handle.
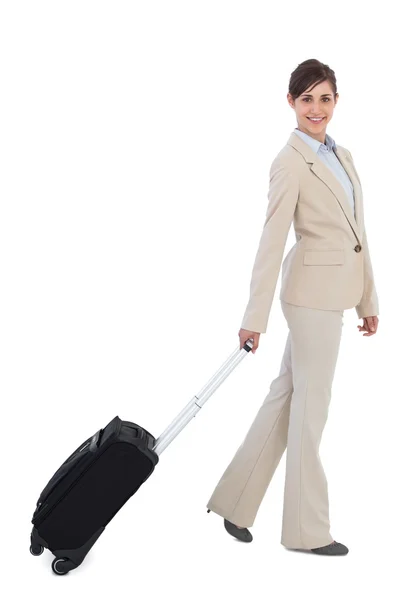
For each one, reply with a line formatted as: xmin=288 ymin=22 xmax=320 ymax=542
xmin=152 ymin=338 xmax=254 ymax=455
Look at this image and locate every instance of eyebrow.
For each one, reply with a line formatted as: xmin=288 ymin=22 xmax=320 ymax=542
xmin=301 ymin=93 xmax=333 ymax=97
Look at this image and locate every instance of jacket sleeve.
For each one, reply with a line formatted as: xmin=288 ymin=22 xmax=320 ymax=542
xmin=240 ymin=158 xmax=299 ymax=334
xmin=346 ymin=150 xmax=380 ymax=319
xmin=355 ymin=226 xmax=380 ymax=318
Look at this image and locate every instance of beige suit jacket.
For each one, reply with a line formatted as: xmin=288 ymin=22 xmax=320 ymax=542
xmin=241 ymin=131 xmax=380 ymax=334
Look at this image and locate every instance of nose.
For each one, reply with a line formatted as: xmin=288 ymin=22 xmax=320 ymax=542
xmin=309 ymin=101 xmax=325 ymax=116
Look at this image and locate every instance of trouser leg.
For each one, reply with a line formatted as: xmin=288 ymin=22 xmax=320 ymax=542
xmin=206 ymin=329 xmax=293 ymax=527
xmin=280 ymin=300 xmax=344 ymax=549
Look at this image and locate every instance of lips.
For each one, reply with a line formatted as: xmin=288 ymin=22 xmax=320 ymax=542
xmin=307 ymin=117 xmax=325 ymax=122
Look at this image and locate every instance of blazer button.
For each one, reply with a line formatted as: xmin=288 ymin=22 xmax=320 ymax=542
xmin=354 ymin=244 xmax=362 ymax=252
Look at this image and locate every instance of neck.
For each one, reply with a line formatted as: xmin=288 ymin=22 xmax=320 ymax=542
xmin=296 ymin=125 xmax=326 ymax=145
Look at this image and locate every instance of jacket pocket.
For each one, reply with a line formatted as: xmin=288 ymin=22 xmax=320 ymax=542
xmin=303 ymin=249 xmax=345 ymax=265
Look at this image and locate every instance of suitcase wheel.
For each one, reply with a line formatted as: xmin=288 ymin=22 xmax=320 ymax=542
xmin=29 ymin=544 xmax=44 ymax=556
xmin=51 ymin=558 xmax=74 ymax=576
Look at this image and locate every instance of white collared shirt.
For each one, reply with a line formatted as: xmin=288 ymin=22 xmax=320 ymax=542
xmin=293 ymin=128 xmax=355 ymax=217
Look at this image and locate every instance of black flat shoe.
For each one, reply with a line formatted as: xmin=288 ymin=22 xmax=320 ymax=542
xmin=311 ymin=541 xmax=349 ymax=555
xmin=223 ymin=519 xmax=253 ymax=543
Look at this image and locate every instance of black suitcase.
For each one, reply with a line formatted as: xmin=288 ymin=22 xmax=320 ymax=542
xmin=30 ymin=339 xmax=253 ymax=575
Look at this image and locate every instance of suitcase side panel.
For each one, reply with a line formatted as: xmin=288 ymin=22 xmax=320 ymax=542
xmin=32 ymin=417 xmax=158 ymax=528
xmin=37 ymin=441 xmax=156 ymax=550
xmin=31 ymin=417 xmax=122 ymax=523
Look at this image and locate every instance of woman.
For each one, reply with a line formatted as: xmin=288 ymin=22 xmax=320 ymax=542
xmin=206 ymin=58 xmax=379 ymax=556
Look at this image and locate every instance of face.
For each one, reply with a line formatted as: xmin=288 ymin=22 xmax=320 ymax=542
xmin=287 ymin=80 xmax=338 ymax=143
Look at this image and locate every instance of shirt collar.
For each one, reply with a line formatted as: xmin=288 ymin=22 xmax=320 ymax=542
xmin=293 ymin=127 xmax=337 ymax=153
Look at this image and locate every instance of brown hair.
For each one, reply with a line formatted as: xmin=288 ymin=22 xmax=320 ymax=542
xmin=288 ymin=59 xmax=337 ymax=101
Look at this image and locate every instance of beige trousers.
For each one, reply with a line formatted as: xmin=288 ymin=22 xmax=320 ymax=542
xmin=206 ymin=299 xmax=344 ymax=550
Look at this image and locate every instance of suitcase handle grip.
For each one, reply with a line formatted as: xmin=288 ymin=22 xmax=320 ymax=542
xmin=89 ymin=429 xmax=102 ymax=452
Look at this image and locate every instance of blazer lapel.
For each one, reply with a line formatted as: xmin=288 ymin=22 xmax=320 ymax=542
xmin=287 ymin=132 xmax=362 ymax=243
xmin=333 ymin=145 xmax=363 ymax=235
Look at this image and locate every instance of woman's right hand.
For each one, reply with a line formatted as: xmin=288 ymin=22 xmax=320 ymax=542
xmin=238 ymin=328 xmax=260 ymax=354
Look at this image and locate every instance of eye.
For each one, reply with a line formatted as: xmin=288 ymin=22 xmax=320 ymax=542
xmin=302 ymin=97 xmax=331 ymax=102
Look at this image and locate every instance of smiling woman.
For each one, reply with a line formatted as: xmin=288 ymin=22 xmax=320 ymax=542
xmin=288 ymin=63 xmax=338 ymax=143
xmin=206 ymin=57 xmax=380 ymax=556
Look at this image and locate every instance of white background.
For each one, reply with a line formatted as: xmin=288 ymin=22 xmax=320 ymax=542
xmin=1 ymin=1 xmax=398 ymax=598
